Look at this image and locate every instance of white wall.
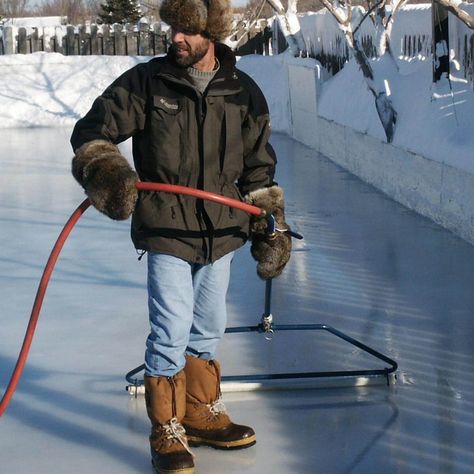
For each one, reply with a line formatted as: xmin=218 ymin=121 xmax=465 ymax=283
xmin=287 ymin=63 xmax=474 ymax=246
xmin=287 ymin=63 xmax=321 ymax=149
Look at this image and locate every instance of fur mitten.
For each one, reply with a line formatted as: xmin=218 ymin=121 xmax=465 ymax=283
xmin=245 ymin=186 xmax=292 ymax=280
xmin=72 ymin=140 xmax=138 ymax=220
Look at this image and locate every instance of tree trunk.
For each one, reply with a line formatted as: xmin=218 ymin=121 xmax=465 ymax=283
xmin=432 ymin=0 xmax=450 ymax=82
xmin=434 ymin=0 xmax=474 ymax=29
xmin=348 ymin=34 xmax=397 ymax=142
xmin=266 ymin=0 xmax=306 ymax=56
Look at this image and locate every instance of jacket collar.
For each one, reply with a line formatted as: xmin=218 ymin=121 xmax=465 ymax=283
xmin=152 ymin=43 xmax=242 ymax=95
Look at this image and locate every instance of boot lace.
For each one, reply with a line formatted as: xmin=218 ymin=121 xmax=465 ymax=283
xmin=209 ymin=399 xmax=227 ymax=416
xmin=163 ymin=417 xmax=194 ymax=456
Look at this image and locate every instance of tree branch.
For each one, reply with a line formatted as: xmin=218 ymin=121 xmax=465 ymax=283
xmin=353 ymin=0 xmax=387 ymax=37
xmin=386 ymin=0 xmax=409 ymax=26
xmin=434 ymin=0 xmax=474 ymax=29
xmin=319 ymin=0 xmax=349 ymax=26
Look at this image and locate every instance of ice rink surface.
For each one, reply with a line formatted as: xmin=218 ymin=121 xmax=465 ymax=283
xmin=1 ymin=129 xmax=474 ymax=473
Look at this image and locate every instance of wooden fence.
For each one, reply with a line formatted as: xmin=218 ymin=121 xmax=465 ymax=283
xmin=0 ymin=23 xmax=167 ymax=55
xmin=0 ymin=21 xmax=272 ymax=56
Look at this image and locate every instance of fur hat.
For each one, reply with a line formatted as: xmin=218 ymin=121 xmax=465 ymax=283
xmin=159 ymin=0 xmax=233 ymax=42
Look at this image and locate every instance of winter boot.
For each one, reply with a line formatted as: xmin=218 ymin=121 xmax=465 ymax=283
xmin=182 ymin=356 xmax=256 ymax=449
xmin=144 ymin=372 xmax=195 ymax=474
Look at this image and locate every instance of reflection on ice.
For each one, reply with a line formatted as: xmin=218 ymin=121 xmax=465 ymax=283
xmin=1 ymin=129 xmax=474 ymax=473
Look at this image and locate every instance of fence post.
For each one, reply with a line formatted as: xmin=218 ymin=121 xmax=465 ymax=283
xmin=66 ymin=25 xmax=76 ymax=55
xmin=153 ymin=22 xmax=163 ymax=55
xmin=18 ymin=27 xmax=27 ymax=53
xmin=138 ymin=22 xmax=151 ymax=56
xmin=114 ymin=24 xmax=126 ymax=55
xmin=103 ymin=25 xmax=115 ymax=55
xmin=432 ymin=0 xmax=450 ymax=82
xmin=3 ymin=26 xmax=15 ymax=54
xmin=53 ymin=26 xmax=63 ymax=53
xmin=125 ymin=23 xmax=137 ymax=55
xmin=31 ymin=27 xmax=42 ymax=52
xmin=91 ymin=24 xmax=100 ymax=54
xmin=78 ymin=24 xmax=90 ymax=55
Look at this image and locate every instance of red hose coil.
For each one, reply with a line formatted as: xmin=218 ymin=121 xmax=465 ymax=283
xmin=0 ymin=183 xmax=262 ymax=416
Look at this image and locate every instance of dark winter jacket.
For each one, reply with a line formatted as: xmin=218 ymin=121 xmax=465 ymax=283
xmin=71 ymin=43 xmax=276 ymax=263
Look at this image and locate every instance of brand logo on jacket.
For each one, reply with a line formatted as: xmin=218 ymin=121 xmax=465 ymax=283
xmin=159 ymin=98 xmax=179 ymax=110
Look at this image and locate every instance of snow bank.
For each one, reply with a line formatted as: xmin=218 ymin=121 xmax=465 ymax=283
xmin=0 ymin=52 xmax=291 ymax=132
xmin=0 ymin=53 xmax=147 ymax=128
xmin=318 ymin=55 xmax=474 ymax=174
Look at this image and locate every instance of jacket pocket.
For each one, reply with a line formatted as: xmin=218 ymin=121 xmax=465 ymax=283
xmin=222 ymin=102 xmax=244 ymax=177
xmin=145 ymin=96 xmax=184 ymax=178
xmin=135 ymin=190 xmax=184 ymax=231
xmin=153 ymin=96 xmax=182 ymax=116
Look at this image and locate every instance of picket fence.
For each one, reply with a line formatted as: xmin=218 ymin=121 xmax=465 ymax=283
xmin=0 ymin=20 xmax=272 ymax=56
xmin=0 ymin=22 xmax=167 ymax=56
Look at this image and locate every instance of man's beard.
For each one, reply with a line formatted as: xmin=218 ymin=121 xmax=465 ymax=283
xmin=170 ymin=39 xmax=210 ymax=68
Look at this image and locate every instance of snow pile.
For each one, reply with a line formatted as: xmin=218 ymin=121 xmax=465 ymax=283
xmin=318 ymin=54 xmax=474 ymax=173
xmin=0 ymin=53 xmax=148 ymax=128
xmin=0 ymin=45 xmax=473 ymax=173
xmin=0 ymin=52 xmax=291 ymax=132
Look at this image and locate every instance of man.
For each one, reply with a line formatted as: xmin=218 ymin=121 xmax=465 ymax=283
xmin=70 ymin=1 xmax=291 ymax=473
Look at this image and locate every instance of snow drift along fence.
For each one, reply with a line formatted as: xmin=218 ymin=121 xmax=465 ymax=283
xmin=274 ymin=4 xmax=473 ymax=85
xmin=285 ymin=5 xmax=433 ymax=76
xmin=0 ymin=23 xmax=167 ymax=56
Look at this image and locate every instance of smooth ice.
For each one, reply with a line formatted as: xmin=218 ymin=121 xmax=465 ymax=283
xmin=1 ymin=129 xmax=474 ymax=473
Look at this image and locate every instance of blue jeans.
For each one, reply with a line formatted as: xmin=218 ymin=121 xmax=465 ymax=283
xmin=145 ymin=251 xmax=234 ymax=377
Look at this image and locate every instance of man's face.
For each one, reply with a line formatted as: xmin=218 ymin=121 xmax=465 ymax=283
xmin=169 ymin=28 xmax=211 ymax=68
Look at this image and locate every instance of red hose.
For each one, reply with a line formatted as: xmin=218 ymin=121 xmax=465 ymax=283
xmin=136 ymin=182 xmax=263 ymax=216
xmin=0 ymin=183 xmax=262 ymax=416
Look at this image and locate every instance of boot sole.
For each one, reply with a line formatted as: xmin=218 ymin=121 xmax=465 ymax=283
xmin=152 ymin=460 xmax=195 ymax=474
xmin=187 ymin=434 xmax=257 ymax=450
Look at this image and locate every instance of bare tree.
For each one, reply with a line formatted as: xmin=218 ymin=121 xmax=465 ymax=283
xmin=367 ymin=0 xmax=408 ymax=61
xmin=318 ymin=0 xmax=397 ymax=141
xmin=435 ymin=0 xmax=474 ymax=28
xmin=35 ymin=0 xmax=103 ymax=23
xmin=241 ymin=0 xmax=276 ymax=18
xmin=225 ymin=0 xmax=269 ymax=50
xmin=0 ymin=0 xmax=31 ymax=17
xmin=265 ymin=0 xmax=307 ymax=55
xmin=226 ymin=0 xmax=306 ymax=55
